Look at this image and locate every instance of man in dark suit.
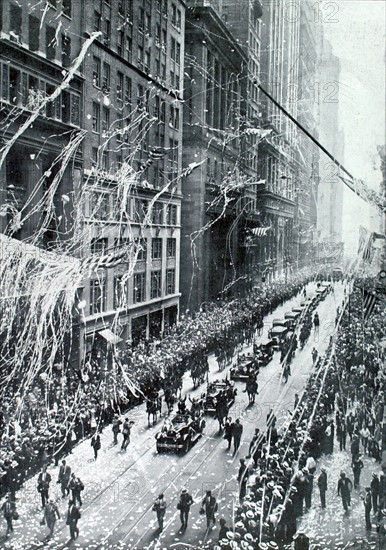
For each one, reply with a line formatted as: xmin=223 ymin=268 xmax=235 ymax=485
xmin=317 ymin=468 xmax=327 ymax=508
xmin=37 ymin=465 xmax=51 ymax=509
xmin=57 ymin=460 xmax=71 ymax=498
xmin=232 ymin=419 xmax=243 ymax=455
xmin=66 ymin=500 xmax=81 ymax=540
xmin=1 ymin=494 xmax=16 ymax=537
xmin=177 ymin=488 xmax=193 ymax=530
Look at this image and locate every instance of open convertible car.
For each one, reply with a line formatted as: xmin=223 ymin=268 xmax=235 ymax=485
xmin=230 ymin=352 xmax=258 ymax=381
xmin=155 ymin=413 xmax=206 ymax=453
xmin=203 ymin=380 xmax=237 ymax=414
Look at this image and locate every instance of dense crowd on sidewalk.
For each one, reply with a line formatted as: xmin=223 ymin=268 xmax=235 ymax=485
xmin=210 ymin=275 xmax=386 ymax=550
xmin=0 ymin=267 xmax=321 ymax=499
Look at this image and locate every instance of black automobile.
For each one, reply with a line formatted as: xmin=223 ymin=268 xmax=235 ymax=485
xmin=230 ymin=353 xmax=258 ymax=381
xmin=254 ymin=339 xmax=274 ymax=366
xmin=155 ymin=413 xmax=206 ymax=453
xmin=203 ymin=381 xmax=237 ymax=414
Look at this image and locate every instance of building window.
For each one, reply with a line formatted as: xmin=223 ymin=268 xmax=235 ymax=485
xmin=10 ymin=4 xmax=22 ymax=39
xmin=91 ymin=237 xmax=108 ymax=254
xmin=63 ymin=0 xmax=72 ymax=18
xmin=134 ymin=237 xmax=147 ymax=261
xmin=91 ymin=147 xmax=98 ymax=167
xmin=152 ymin=238 xmax=162 ymax=260
xmin=61 ymin=34 xmax=71 ymax=67
xmin=46 ymin=26 xmax=56 ymax=60
xmin=117 ymin=72 xmax=124 ymax=102
xmin=70 ymin=93 xmax=80 ymax=126
xmin=167 ymin=238 xmax=176 ymax=258
xmin=102 ymin=62 xmax=110 ymax=93
xmin=91 ymin=191 xmax=110 ymax=219
xmin=151 ymin=202 xmax=164 ymax=225
xmin=102 ymin=151 xmax=109 ymax=171
xmin=139 ymin=8 xmax=145 ymax=33
xmin=28 ymin=16 xmax=40 ymax=51
xmin=114 ymin=275 xmax=127 ymax=309
xmin=125 ymin=36 xmax=132 ymax=62
xmin=151 ymin=270 xmax=162 ymax=299
xmin=92 ymin=102 xmax=100 ymax=133
xmin=133 ymin=198 xmax=148 ymax=223
xmin=166 ymin=204 xmax=177 ymax=225
xmin=117 ymin=31 xmax=124 ymax=56
xmin=103 ymin=7 xmax=111 ymax=45
xmin=89 ymin=279 xmax=106 ymax=315
xmin=94 ymin=10 xmax=101 ymax=32
xmin=138 ymin=46 xmax=144 ymax=70
xmin=102 ymin=106 xmax=110 ymax=135
xmin=93 ymin=56 xmax=101 ymax=88
xmin=166 ymin=268 xmax=175 ymax=295
xmin=133 ymin=272 xmax=146 ymax=303
xmin=118 ymin=0 xmax=125 ymax=17
xmin=125 ymin=76 xmax=132 ymax=107
xmin=168 ymin=139 xmax=178 ymax=183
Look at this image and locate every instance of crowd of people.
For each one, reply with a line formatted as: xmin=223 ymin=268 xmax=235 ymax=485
xmin=207 ymin=275 xmax=386 ymax=550
xmin=0 ymin=267 xmax=319 ymax=499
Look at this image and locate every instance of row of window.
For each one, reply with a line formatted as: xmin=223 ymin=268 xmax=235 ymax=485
xmin=90 ymin=236 xmax=177 ymax=260
xmin=89 ymin=268 xmax=176 ymax=314
xmin=0 ymin=63 xmax=81 ymax=126
xmin=88 ymin=191 xmax=179 ymax=226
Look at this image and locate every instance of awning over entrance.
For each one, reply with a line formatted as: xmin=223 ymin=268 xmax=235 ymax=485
xmin=98 ymin=329 xmax=123 ymax=345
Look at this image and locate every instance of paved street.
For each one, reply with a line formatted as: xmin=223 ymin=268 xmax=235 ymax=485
xmin=1 ymin=282 xmax=346 ymax=549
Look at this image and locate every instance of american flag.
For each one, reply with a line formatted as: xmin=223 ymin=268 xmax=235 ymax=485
xmin=251 ymin=226 xmax=271 ymax=237
xmin=363 ymin=289 xmax=379 ymax=322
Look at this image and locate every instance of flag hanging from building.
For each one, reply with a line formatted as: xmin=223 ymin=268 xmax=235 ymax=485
xmin=363 ymin=289 xmax=379 ymax=321
xmin=81 ymin=249 xmax=129 ymax=272
xmin=180 ymin=159 xmax=206 ymax=178
xmin=251 ymin=226 xmax=271 ymax=237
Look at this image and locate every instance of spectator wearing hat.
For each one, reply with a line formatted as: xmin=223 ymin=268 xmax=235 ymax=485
xmin=337 ymin=472 xmax=353 ymax=511
xmin=224 ymin=418 xmax=233 ymax=451
xmin=121 ymin=419 xmax=134 ymax=452
xmin=218 ymin=518 xmax=228 ymax=540
xmin=177 ymin=488 xmax=193 ymax=530
xmin=201 ymin=490 xmax=218 ymax=529
xmin=68 ymin=474 xmax=84 ymax=507
xmin=371 ymin=473 xmax=380 ymax=514
xmin=317 ymin=468 xmax=327 ymax=508
xmin=66 ymin=499 xmax=81 ymax=540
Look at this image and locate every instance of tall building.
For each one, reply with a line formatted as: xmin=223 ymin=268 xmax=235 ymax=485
xmin=257 ymin=1 xmax=300 ymax=279
xmin=80 ymin=0 xmax=185 ymax=361
xmin=180 ymin=1 xmax=246 ymax=309
xmin=0 ymin=0 xmax=185 ymax=369
xmin=295 ymin=1 xmax=323 ymax=267
xmin=317 ymin=38 xmax=344 ymax=249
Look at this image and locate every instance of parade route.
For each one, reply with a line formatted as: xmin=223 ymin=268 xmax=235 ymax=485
xmin=0 ymin=282 xmax=346 ymax=549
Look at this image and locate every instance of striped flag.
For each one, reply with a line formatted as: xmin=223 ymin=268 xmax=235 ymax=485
xmin=251 ymin=226 xmax=271 ymax=237
xmin=180 ymin=159 xmax=206 ymax=178
xmin=81 ymin=249 xmax=128 ymax=272
xmin=363 ymin=289 xmax=379 ymax=321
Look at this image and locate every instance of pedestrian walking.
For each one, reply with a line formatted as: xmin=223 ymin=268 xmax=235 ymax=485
xmin=37 ymin=465 xmax=51 ymax=509
xmin=371 ymin=473 xmax=380 ymax=514
xmin=364 ymin=487 xmax=372 ymax=530
xmin=360 ymin=425 xmax=371 ymax=454
xmin=1 ymin=494 xmax=16 ymax=537
xmin=352 ymin=455 xmax=364 ymax=489
xmin=91 ymin=432 xmax=101 ymax=460
xmin=121 ymin=419 xmax=134 ymax=452
xmin=337 ymin=420 xmax=347 ymax=451
xmin=43 ymin=499 xmax=60 ymax=538
xmin=337 ymin=472 xmax=353 ymax=511
xmin=351 ymin=435 xmax=360 ymax=461
xmin=66 ymin=500 xmax=81 ymax=540
xmin=152 ymin=493 xmax=167 ymax=531
xmin=313 ymin=312 xmax=320 ymax=336
xmin=294 ymin=393 xmax=299 ymax=410
xmin=232 ymin=419 xmax=243 ymax=455
xmin=68 ymin=473 xmax=84 ymax=507
xmin=223 ymin=417 xmax=233 ymax=450
xmin=112 ymin=414 xmax=122 ymax=445
xmin=312 ymin=348 xmax=318 ymax=365
xmin=317 ymin=468 xmax=327 ymax=508
xmin=237 ymin=458 xmax=248 ymax=501
xmin=201 ymin=490 xmax=217 ymax=529
xmin=177 ymin=488 xmax=193 ymax=531
xmin=57 ymin=460 xmax=71 ymax=498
